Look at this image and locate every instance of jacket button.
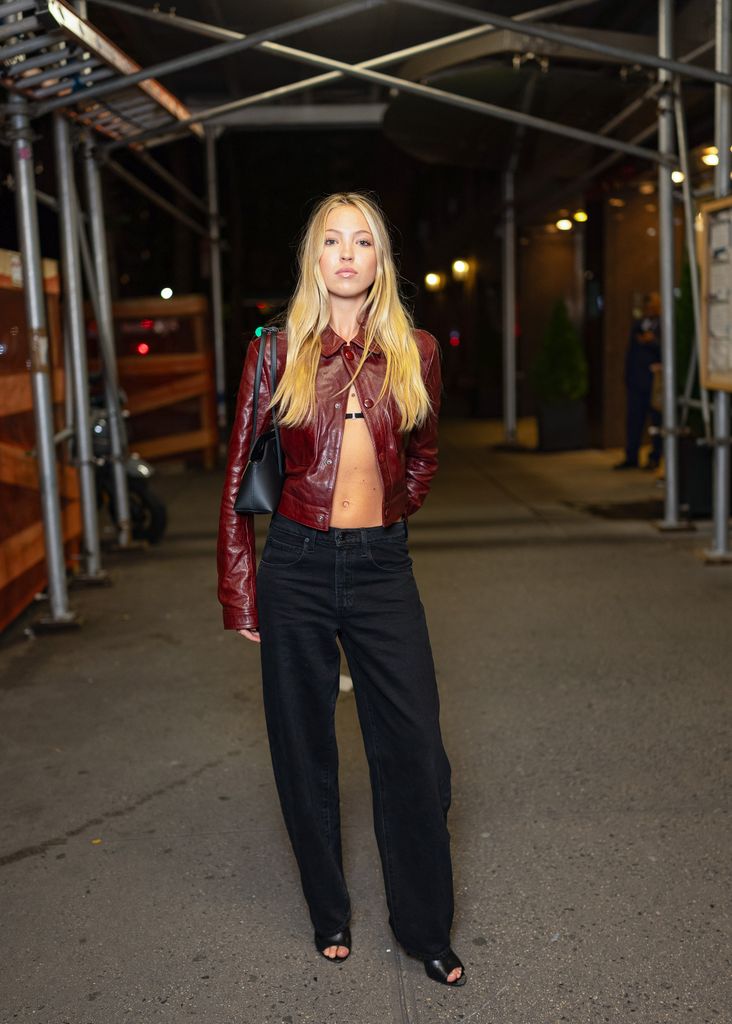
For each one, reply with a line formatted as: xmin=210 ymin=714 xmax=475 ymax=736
xmin=335 ymin=402 xmax=341 ymax=409
xmin=363 ymin=398 xmax=373 ymax=408
xmin=344 ymin=348 xmax=354 ymax=360
xmin=318 ymin=513 xmax=324 ymax=521
xmin=326 ymin=458 xmax=332 ymax=465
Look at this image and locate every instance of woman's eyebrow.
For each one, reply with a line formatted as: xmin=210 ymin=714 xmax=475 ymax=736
xmin=324 ymin=227 xmax=373 ymax=235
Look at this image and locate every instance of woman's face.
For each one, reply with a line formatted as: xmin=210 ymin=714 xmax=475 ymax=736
xmin=318 ymin=204 xmax=377 ymax=302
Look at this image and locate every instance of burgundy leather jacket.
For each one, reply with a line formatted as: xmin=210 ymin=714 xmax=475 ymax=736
xmin=217 ymin=322 xmax=443 ymax=630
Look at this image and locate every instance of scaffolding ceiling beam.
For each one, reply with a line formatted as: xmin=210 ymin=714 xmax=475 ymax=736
xmin=0 ymin=0 xmax=204 ymax=142
xmin=33 ymin=0 xmax=383 ymax=116
xmin=394 ymin=0 xmax=732 ymax=88
xmin=104 ymin=35 xmax=671 ymax=165
xmin=82 ymin=0 xmax=599 ymax=147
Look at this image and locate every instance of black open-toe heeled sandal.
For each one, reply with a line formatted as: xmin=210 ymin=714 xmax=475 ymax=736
xmin=314 ymin=924 xmax=351 ymax=962
xmin=423 ymin=948 xmax=467 ymax=987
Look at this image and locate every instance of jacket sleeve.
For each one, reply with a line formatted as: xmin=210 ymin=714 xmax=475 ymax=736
xmin=404 ymin=332 xmax=443 ymax=518
xmin=217 ymin=335 xmax=272 ymax=630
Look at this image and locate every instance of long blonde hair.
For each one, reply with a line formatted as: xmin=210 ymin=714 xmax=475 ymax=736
xmin=269 ymin=192 xmax=433 ymax=433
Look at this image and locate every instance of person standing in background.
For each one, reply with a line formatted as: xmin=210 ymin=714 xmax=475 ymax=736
xmin=614 ymin=291 xmax=663 ymax=471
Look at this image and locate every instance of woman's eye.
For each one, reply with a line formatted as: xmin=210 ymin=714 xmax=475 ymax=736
xmin=324 ymin=237 xmax=337 ymax=246
xmin=358 ymin=239 xmax=372 ymax=246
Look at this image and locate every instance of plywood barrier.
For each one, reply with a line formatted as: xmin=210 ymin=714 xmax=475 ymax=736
xmin=0 ymin=249 xmax=81 ymax=633
xmin=86 ymin=294 xmax=217 ymax=468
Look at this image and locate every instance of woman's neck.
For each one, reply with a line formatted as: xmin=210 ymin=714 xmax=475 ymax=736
xmin=328 ymin=295 xmax=365 ymax=345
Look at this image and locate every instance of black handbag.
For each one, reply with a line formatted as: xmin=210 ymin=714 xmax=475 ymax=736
xmin=233 ymin=327 xmax=285 ymax=515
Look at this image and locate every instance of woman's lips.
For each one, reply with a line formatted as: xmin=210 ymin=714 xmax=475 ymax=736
xmin=336 ymin=269 xmax=357 ymax=276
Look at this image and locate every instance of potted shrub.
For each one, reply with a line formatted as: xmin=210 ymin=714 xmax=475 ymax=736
xmin=531 ymin=298 xmax=589 ymax=451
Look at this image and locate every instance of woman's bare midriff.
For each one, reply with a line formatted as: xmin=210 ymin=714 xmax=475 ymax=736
xmin=330 ymin=359 xmax=384 ymax=528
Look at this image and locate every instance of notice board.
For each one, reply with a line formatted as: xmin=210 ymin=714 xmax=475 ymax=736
xmin=701 ymin=194 xmax=732 ymax=391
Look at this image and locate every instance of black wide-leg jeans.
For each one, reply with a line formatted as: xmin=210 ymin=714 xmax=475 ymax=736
xmin=255 ymin=510 xmax=455 ymax=960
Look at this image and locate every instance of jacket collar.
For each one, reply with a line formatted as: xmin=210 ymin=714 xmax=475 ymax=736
xmin=320 ymin=320 xmax=382 ymax=357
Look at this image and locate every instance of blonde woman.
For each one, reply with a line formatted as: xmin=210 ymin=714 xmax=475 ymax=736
xmin=217 ymin=192 xmax=465 ymax=987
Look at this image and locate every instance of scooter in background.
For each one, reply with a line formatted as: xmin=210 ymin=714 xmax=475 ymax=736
xmin=88 ymin=378 xmax=168 ymax=545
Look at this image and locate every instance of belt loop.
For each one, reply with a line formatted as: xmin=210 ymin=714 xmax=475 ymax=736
xmin=360 ymin=528 xmax=368 ymax=557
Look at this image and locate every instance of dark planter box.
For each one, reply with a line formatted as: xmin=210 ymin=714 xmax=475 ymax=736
xmin=678 ymin=434 xmax=725 ymax=518
xmin=536 ymin=399 xmax=589 ymax=452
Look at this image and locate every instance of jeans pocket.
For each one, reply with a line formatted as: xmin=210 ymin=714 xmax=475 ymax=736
xmin=260 ymin=532 xmax=307 ymax=567
xmin=367 ymin=539 xmax=413 ymax=573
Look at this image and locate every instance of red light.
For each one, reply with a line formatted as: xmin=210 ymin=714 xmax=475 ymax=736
xmin=449 ymin=330 xmax=461 ymax=348
xmin=137 ymin=342 xmax=150 ymax=356
xmin=256 ymin=301 xmax=269 ymax=312
xmin=140 ymin=318 xmax=154 ymax=329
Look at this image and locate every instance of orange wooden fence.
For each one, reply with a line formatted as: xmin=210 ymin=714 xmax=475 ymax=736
xmin=0 ymin=249 xmax=81 ymax=633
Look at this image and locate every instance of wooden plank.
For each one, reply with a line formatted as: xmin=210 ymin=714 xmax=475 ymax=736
xmin=88 ymin=354 xmax=208 ymax=378
xmin=126 ymin=373 xmax=209 ymax=415
xmin=0 ymin=501 xmax=80 ymax=590
xmin=134 ymin=428 xmax=216 ymax=460
xmin=0 ymin=443 xmax=79 ymax=498
xmin=0 ymin=442 xmax=37 ymax=489
xmin=0 ymin=369 xmax=65 ymax=416
xmin=111 ymin=294 xmax=209 ymax=318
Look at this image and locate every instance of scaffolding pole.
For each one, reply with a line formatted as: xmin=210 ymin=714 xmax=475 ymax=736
xmin=205 ymin=127 xmax=227 ymax=444
xmin=8 ymin=93 xmax=77 ymax=627
xmin=708 ymin=0 xmax=732 ymax=561
xmin=82 ymin=133 xmax=131 ymax=547
xmin=502 ymin=170 xmax=517 ymax=445
xmin=53 ymin=112 xmax=105 ymax=580
xmin=672 ymin=84 xmax=712 ymax=438
xmin=657 ymin=0 xmax=682 ymax=529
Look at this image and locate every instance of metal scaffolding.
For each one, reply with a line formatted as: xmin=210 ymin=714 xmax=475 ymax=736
xmin=708 ymin=0 xmax=732 ymax=561
xmin=1 ymin=0 xmax=207 ymax=626
xmin=657 ymin=0 xmax=682 ymax=529
xmin=8 ymin=91 xmax=78 ymax=627
xmin=2 ymin=0 xmax=731 ymax=632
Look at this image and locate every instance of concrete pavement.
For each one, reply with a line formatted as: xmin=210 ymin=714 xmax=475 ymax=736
xmin=1 ymin=420 xmax=729 ymax=1024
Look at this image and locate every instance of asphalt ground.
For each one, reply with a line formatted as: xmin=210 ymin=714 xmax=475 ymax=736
xmin=1 ymin=420 xmax=729 ymax=1024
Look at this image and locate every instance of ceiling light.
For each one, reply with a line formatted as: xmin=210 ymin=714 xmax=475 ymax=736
xmin=556 ymin=218 xmax=573 ymax=231
xmin=671 ymin=170 xmax=685 ymax=184
xmin=608 ymin=197 xmax=625 ymax=208
xmin=702 ymin=147 xmax=719 ymax=166
xmin=573 ymin=210 xmax=588 ymax=223
xmin=452 ymin=259 xmax=470 ymax=279
xmin=424 ymin=272 xmax=443 ymax=291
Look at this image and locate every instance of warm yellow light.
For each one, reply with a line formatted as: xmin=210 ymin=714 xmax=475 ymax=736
xmin=573 ymin=210 xmax=588 ymax=223
xmin=556 ymin=218 xmax=573 ymax=231
xmin=452 ymin=259 xmax=470 ymax=279
xmin=608 ymin=197 xmax=625 ymax=208
xmin=702 ymin=147 xmax=719 ymax=166
xmin=424 ymin=272 xmax=443 ymax=291
xmin=671 ymin=170 xmax=685 ymax=184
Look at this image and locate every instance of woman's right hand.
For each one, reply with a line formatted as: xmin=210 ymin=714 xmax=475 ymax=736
xmin=238 ymin=628 xmax=261 ymax=644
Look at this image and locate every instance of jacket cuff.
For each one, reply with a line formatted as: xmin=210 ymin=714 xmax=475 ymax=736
xmin=223 ymin=607 xmax=259 ymax=631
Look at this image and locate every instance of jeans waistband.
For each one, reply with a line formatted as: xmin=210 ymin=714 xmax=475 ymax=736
xmin=270 ymin=510 xmax=407 ymax=546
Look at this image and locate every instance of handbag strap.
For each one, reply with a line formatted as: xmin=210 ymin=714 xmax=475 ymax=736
xmin=248 ymin=327 xmax=283 ymax=472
